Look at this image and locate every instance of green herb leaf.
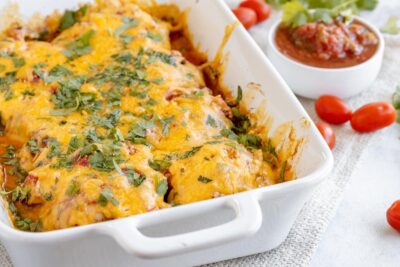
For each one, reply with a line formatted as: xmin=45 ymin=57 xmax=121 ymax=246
xmin=381 ymin=16 xmax=400 ymax=35
xmin=220 ymin=128 xmax=238 ymax=141
xmin=46 ymin=64 xmax=72 ymax=83
xmin=15 ymin=217 xmax=42 ymax=232
xmin=282 ymin=0 xmax=307 ymax=26
xmin=198 ymin=175 xmax=212 ymax=184
xmin=125 ymin=168 xmax=146 ymax=187
xmin=59 ymin=5 xmax=87 ymax=31
xmin=66 ymin=179 xmax=80 ymax=196
xmin=156 ymin=178 xmax=168 ymax=196
xmin=146 ymin=32 xmax=163 ymax=42
xmin=90 ymin=109 xmax=121 ymax=129
xmin=27 ymin=138 xmax=40 ymax=154
xmin=279 ymin=160 xmax=287 ymax=183
xmin=115 ymin=17 xmax=139 ymax=36
xmin=236 ymin=86 xmax=243 ymax=104
xmin=238 ymin=134 xmax=262 ymax=149
xmin=149 ymin=159 xmax=171 ymax=172
xmin=63 ymin=30 xmax=96 ymax=59
xmin=158 ymin=116 xmax=175 ymax=136
xmin=46 ymin=138 xmax=61 ymax=159
xmin=206 ymin=115 xmax=217 ymax=127
xmin=98 ymin=187 xmax=119 ymax=207
xmin=67 ymin=136 xmax=84 ymax=154
xmin=12 ymin=57 xmax=25 ymax=68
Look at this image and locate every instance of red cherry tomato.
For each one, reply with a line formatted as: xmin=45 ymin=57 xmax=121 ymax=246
xmin=316 ymin=121 xmax=336 ymax=149
xmin=315 ymin=95 xmax=352 ymax=124
xmin=232 ymin=7 xmax=257 ymax=29
xmin=239 ymin=0 xmax=271 ymax=23
xmin=387 ymin=200 xmax=400 ymax=232
xmin=350 ymin=102 xmax=396 ymax=133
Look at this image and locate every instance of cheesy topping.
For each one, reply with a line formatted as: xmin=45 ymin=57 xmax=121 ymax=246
xmin=0 ymin=0 xmax=290 ymax=232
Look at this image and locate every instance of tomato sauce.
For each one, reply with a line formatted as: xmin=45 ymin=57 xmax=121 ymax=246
xmin=275 ymin=19 xmax=379 ymax=68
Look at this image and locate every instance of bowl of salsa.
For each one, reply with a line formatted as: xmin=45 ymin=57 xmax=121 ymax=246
xmin=267 ymin=16 xmax=384 ymax=99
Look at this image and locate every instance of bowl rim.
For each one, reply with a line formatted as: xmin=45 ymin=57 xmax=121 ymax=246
xmin=267 ymin=16 xmax=385 ymax=72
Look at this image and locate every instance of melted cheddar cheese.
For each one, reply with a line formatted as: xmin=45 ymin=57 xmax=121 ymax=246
xmin=0 ymin=0 xmax=291 ymax=231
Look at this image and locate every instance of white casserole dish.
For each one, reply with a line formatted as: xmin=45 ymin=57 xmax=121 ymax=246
xmin=0 ymin=0 xmax=333 ymax=266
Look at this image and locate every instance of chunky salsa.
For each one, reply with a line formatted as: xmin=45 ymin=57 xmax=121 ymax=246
xmin=275 ymin=19 xmax=379 ymax=68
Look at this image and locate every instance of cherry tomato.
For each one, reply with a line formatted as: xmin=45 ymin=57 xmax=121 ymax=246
xmin=350 ymin=102 xmax=396 ymax=133
xmin=232 ymin=7 xmax=257 ymax=30
xmin=387 ymin=200 xmax=400 ymax=232
xmin=316 ymin=121 xmax=336 ymax=149
xmin=315 ymin=95 xmax=352 ymax=124
xmin=239 ymin=0 xmax=271 ymax=23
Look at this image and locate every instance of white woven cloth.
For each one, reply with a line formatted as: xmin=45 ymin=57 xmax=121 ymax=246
xmin=206 ymin=1 xmax=400 ymax=266
xmin=0 ymin=1 xmax=399 ymax=266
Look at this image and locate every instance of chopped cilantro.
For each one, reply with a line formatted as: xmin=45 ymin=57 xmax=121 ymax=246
xmin=46 ymin=64 xmax=72 ymax=83
xmin=146 ymin=50 xmax=176 ymax=66
xmin=27 ymin=138 xmax=40 ymax=154
xmin=112 ymin=52 xmax=133 ymax=64
xmin=126 ymin=168 xmax=146 ymax=187
xmin=63 ymin=30 xmax=96 ymax=59
xmin=12 ymin=57 xmax=25 ymax=68
xmin=198 ymin=175 xmax=212 ymax=184
xmin=46 ymin=138 xmax=61 ymax=159
xmin=15 ymin=217 xmax=42 ymax=232
xmin=146 ymin=32 xmax=163 ymax=42
xmin=126 ymin=121 xmax=155 ymax=146
xmin=43 ymin=192 xmax=53 ymax=201
xmin=130 ymin=88 xmax=147 ymax=99
xmin=206 ymin=115 xmax=217 ymax=127
xmin=0 ymin=72 xmax=16 ymax=100
xmin=22 ymin=89 xmax=35 ymax=98
xmin=67 ymin=136 xmax=84 ymax=154
xmin=98 ymin=187 xmax=119 ymax=206
xmin=236 ymin=86 xmax=243 ymax=104
xmin=90 ymin=65 xmax=148 ymax=88
xmin=238 ymin=134 xmax=262 ymax=149
xmin=51 ymin=76 xmax=100 ymax=115
xmin=66 ymin=179 xmax=80 ymax=196
xmin=157 ymin=116 xmax=174 ymax=136
xmin=220 ymin=128 xmax=238 ymax=141
xmin=115 ymin=17 xmax=139 ymax=36
xmin=10 ymin=186 xmax=30 ymax=202
xmin=59 ymin=5 xmax=87 ymax=31
xmin=119 ymin=34 xmax=133 ymax=45
xmin=90 ymin=109 xmax=121 ymax=129
xmin=149 ymin=159 xmax=171 ymax=172
xmin=279 ymin=160 xmax=287 ymax=183
xmin=156 ymin=178 xmax=168 ymax=196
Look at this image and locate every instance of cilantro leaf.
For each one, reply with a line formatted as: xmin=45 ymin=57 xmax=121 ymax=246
xmin=59 ymin=5 xmax=87 ymax=31
xmin=66 ymin=179 xmax=80 ymax=196
xmin=156 ymin=178 xmax=168 ymax=196
xmin=98 ymin=187 xmax=119 ymax=207
xmin=63 ymin=30 xmax=96 ymax=59
xmin=381 ymin=16 xmax=400 ymax=35
xmin=27 ymin=138 xmax=40 ymax=154
xmin=198 ymin=175 xmax=212 ymax=184
xmin=149 ymin=159 xmax=171 ymax=172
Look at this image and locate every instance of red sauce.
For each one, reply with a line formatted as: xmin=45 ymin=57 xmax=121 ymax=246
xmin=275 ymin=19 xmax=379 ymax=68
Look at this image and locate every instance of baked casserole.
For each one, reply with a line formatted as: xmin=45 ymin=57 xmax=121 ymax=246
xmin=0 ymin=0 xmax=297 ymax=232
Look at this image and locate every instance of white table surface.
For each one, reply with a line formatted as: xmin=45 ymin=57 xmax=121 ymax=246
xmin=311 ymin=123 xmax=400 ymax=267
xmin=309 ymin=1 xmax=400 ymax=266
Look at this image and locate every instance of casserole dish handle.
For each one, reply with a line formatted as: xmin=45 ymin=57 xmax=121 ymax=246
xmin=105 ymin=193 xmax=262 ymax=258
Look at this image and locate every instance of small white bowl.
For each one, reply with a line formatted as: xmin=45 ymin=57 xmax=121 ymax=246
xmin=266 ymin=17 xmax=385 ymax=99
